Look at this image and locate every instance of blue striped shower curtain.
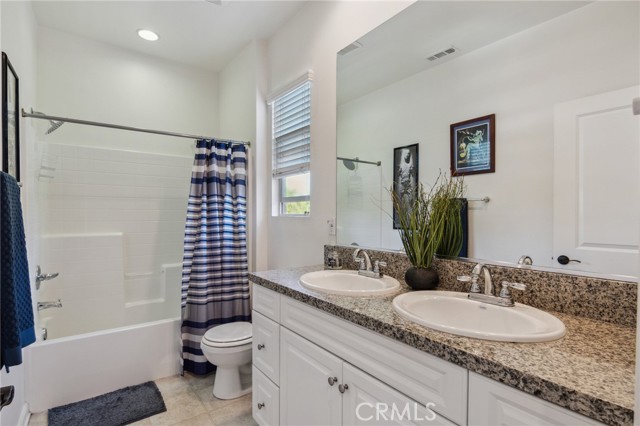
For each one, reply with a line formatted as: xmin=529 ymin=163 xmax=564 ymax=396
xmin=181 ymin=139 xmax=251 ymax=375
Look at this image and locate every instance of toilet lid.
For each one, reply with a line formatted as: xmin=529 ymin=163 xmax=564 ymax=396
xmin=202 ymin=322 xmax=252 ymax=347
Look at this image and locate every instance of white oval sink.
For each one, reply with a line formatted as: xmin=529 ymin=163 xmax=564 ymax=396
xmin=393 ymin=291 xmax=565 ymax=343
xmin=300 ymin=270 xmax=401 ymax=296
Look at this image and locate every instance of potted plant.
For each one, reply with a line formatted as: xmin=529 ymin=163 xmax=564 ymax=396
xmin=391 ymin=173 xmax=465 ymax=290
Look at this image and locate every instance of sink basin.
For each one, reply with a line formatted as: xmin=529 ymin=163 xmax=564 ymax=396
xmin=393 ymin=291 xmax=565 ymax=342
xmin=299 ymin=270 xmax=401 ymax=296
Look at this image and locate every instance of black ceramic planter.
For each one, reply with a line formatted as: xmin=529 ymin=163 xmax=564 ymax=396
xmin=405 ymin=266 xmax=439 ymax=290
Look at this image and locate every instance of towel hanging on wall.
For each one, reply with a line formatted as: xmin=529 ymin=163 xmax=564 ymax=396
xmin=0 ymin=172 xmax=36 ymax=371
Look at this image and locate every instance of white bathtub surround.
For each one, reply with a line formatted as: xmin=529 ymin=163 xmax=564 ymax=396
xmin=25 ymin=318 xmax=181 ymax=412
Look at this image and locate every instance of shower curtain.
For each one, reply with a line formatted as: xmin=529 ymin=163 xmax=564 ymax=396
xmin=181 ymin=139 xmax=251 ymax=375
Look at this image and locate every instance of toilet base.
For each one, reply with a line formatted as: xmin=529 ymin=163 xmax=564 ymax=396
xmin=213 ymin=363 xmax=252 ymax=400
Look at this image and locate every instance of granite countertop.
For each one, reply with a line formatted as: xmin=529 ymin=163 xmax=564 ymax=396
xmin=249 ymin=265 xmax=636 ymax=426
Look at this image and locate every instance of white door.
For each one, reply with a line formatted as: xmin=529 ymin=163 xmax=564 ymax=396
xmin=279 ymin=329 xmax=342 ymax=426
xmin=553 ymin=86 xmax=639 ymax=277
xmin=341 ymin=363 xmax=457 ymax=426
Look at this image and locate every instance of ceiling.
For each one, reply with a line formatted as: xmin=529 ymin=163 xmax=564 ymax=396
xmin=32 ymin=0 xmax=307 ymax=72
xmin=337 ymin=1 xmax=590 ymax=104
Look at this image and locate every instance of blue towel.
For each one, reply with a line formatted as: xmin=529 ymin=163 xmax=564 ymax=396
xmin=458 ymin=198 xmax=469 ymax=258
xmin=1 ymin=172 xmax=35 ymax=371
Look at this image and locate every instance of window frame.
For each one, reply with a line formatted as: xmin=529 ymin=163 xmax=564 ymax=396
xmin=269 ymin=71 xmax=314 ymax=217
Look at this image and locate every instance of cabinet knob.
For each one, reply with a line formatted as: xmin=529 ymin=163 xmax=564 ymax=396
xmin=257 ymin=344 xmax=265 ymax=350
xmin=257 ymin=402 xmax=265 ymax=410
xmin=328 ymin=376 xmax=338 ymax=386
xmin=338 ymin=383 xmax=349 ymax=393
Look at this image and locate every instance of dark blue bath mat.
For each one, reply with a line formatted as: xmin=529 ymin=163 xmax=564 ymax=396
xmin=48 ymin=381 xmax=166 ymax=426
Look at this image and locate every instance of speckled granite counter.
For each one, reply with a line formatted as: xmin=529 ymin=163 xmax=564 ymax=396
xmin=249 ymin=265 xmax=636 ymax=426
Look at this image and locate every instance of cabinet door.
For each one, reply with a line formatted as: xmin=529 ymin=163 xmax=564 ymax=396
xmin=253 ymin=366 xmax=279 ymax=426
xmin=253 ymin=310 xmax=280 ymax=385
xmin=468 ymin=373 xmax=604 ymax=426
xmin=342 ymin=363 xmax=458 ymax=426
xmin=280 ymin=328 xmax=342 ymax=426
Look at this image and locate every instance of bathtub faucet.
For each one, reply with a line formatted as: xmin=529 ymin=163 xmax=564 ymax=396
xmin=37 ymin=299 xmax=62 ymax=311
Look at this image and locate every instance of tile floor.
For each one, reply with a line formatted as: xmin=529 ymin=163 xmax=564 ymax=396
xmin=28 ymin=373 xmax=257 ymax=426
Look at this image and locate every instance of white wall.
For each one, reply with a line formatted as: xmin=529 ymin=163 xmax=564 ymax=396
xmin=337 ymin=2 xmax=639 ymax=266
xmin=37 ymin=27 xmax=218 ymax=157
xmin=0 ymin=1 xmax=39 ymax=424
xmin=266 ymin=0 xmax=413 ymax=269
xmin=218 ymin=40 xmax=270 ymax=272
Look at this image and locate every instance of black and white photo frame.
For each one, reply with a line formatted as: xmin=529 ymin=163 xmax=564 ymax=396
xmin=392 ymin=143 xmax=419 ymax=229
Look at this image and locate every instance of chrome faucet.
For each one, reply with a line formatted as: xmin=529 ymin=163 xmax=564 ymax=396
xmin=37 ymin=299 xmax=62 ymax=311
xmin=471 ymin=263 xmax=494 ymax=296
xmin=353 ymin=248 xmax=372 ymax=271
xmin=458 ymin=264 xmax=526 ymax=307
xmin=353 ymin=249 xmax=386 ymax=278
xmin=517 ymin=255 xmax=533 ymax=267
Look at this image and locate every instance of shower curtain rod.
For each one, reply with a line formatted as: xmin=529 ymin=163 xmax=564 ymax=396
xmin=336 ymin=156 xmax=381 ymax=166
xmin=21 ymin=108 xmax=251 ymax=147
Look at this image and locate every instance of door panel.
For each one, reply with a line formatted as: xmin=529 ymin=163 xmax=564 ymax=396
xmin=553 ymin=86 xmax=639 ymax=276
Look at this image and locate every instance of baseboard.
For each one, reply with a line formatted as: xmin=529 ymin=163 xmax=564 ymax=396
xmin=17 ymin=403 xmax=30 ymax=426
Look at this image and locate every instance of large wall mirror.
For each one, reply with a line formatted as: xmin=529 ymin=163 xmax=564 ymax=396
xmin=336 ymin=1 xmax=639 ymax=279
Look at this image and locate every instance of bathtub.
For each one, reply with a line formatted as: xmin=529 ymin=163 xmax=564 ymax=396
xmin=25 ymin=317 xmax=181 ymax=412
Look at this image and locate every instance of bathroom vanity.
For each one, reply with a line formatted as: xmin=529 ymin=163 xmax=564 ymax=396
xmin=249 ymin=265 xmax=635 ymax=426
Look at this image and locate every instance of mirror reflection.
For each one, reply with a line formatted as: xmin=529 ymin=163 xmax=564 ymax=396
xmin=336 ymin=1 xmax=639 ymax=278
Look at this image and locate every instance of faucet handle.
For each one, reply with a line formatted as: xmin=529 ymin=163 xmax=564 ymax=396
xmin=354 ymin=257 xmax=365 ymax=270
xmin=373 ymin=261 xmax=387 ymax=275
xmin=502 ymin=281 xmax=526 ymax=291
xmin=458 ymin=275 xmax=481 ymax=293
xmin=499 ymin=281 xmax=527 ymax=299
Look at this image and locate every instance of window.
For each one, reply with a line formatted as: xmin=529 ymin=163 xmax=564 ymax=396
xmin=280 ymin=173 xmax=310 ymax=215
xmin=270 ymin=73 xmax=312 ymax=216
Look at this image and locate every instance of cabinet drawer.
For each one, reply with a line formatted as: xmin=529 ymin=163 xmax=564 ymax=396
xmin=468 ymin=373 xmax=604 ymax=426
xmin=253 ymin=366 xmax=280 ymax=426
xmin=252 ymin=284 xmax=280 ymax=322
xmin=253 ymin=310 xmax=280 ymax=385
xmin=281 ymin=297 xmax=468 ymax=425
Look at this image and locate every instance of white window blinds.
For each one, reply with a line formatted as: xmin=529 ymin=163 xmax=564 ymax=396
xmin=271 ymin=79 xmax=311 ymax=178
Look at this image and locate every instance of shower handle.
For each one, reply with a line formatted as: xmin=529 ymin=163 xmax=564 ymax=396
xmin=35 ymin=265 xmax=59 ymax=290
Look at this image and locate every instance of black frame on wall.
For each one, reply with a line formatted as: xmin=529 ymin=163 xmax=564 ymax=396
xmin=2 ymin=51 xmax=20 ymax=183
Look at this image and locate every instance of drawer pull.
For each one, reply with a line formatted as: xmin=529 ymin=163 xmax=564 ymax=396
xmin=257 ymin=344 xmax=265 ymax=350
xmin=257 ymin=402 xmax=265 ymax=410
xmin=338 ymin=383 xmax=349 ymax=393
xmin=328 ymin=376 xmax=338 ymax=386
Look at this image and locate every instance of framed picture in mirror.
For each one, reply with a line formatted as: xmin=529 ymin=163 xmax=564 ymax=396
xmin=392 ymin=143 xmax=419 ymax=229
xmin=450 ymin=114 xmax=495 ymax=176
xmin=2 ymin=52 xmax=20 ymax=183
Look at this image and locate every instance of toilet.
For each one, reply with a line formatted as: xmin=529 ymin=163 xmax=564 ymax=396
xmin=200 ymin=321 xmax=252 ymax=400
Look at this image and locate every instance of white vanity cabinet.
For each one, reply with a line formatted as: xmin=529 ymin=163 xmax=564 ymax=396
xmin=251 ymin=284 xmax=606 ymax=426
xmin=252 ymin=285 xmax=466 ymax=426
xmin=279 ymin=327 xmax=457 ymax=426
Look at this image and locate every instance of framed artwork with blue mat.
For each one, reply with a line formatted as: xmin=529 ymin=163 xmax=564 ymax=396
xmin=48 ymin=381 xmax=166 ymax=426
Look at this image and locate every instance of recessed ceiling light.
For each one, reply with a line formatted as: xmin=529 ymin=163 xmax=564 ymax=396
xmin=137 ymin=29 xmax=159 ymax=42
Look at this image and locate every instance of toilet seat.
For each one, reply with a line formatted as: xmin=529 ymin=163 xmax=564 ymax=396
xmin=202 ymin=322 xmax=252 ymax=348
